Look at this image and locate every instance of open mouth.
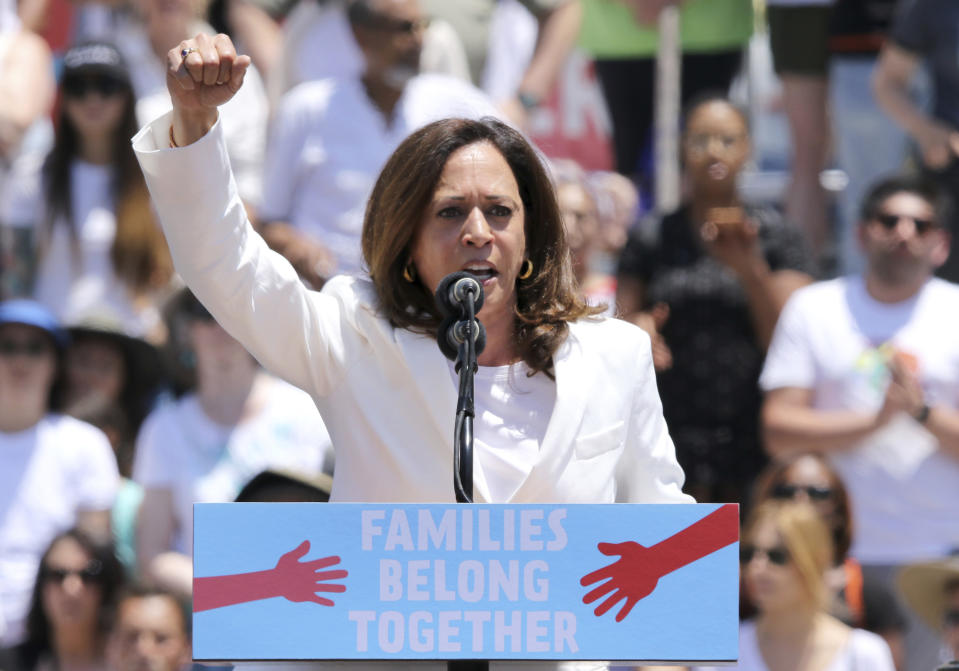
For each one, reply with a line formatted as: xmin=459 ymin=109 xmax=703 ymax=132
xmin=707 ymin=162 xmax=729 ymax=180
xmin=463 ymin=266 xmax=498 ymax=284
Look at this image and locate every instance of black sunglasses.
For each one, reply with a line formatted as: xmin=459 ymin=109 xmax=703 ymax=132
xmin=944 ymin=608 xmax=959 ymax=628
xmin=740 ymin=544 xmax=790 ymax=566
xmin=63 ymin=75 xmax=126 ymax=99
xmin=0 ymin=337 xmax=52 ymax=358
xmin=875 ymin=213 xmax=938 ymax=235
xmin=771 ymin=483 xmax=834 ymax=501
xmin=42 ymin=560 xmax=103 ymax=585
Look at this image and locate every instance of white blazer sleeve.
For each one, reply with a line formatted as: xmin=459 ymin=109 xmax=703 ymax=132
xmin=132 ymin=112 xmax=349 ymax=396
xmin=617 ymin=330 xmax=694 ymax=503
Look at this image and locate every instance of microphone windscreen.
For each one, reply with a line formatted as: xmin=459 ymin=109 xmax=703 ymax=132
xmin=437 ymin=314 xmax=460 ymax=361
xmin=434 ymin=271 xmax=484 ymax=317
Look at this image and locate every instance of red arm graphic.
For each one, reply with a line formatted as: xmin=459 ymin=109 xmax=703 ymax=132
xmin=580 ymin=503 xmax=738 ymax=622
xmin=193 ymin=540 xmax=348 ymax=612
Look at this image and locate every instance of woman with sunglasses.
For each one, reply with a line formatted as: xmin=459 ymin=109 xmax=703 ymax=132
xmin=697 ymin=500 xmax=895 ymax=671
xmin=0 ymin=300 xmax=119 ymax=652
xmin=10 ymin=528 xmax=125 ymax=671
xmin=750 ymin=454 xmax=908 ymax=669
xmin=616 ymin=95 xmax=816 ymax=505
xmin=26 ymin=41 xmax=173 ymax=340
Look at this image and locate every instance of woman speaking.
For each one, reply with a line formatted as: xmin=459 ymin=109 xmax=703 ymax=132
xmin=131 ymin=32 xmax=691 ymax=507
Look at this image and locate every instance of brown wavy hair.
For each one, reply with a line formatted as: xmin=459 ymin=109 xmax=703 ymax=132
xmin=361 ymin=117 xmax=602 ymax=375
xmin=43 ymin=56 xmax=172 ymax=295
xmin=20 ymin=528 xmax=126 ymax=669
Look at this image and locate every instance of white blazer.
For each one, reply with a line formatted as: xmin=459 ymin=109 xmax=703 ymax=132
xmin=133 ymin=113 xmax=692 ymax=506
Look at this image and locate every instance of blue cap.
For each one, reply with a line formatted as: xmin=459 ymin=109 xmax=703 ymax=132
xmin=0 ymin=299 xmax=69 ymax=348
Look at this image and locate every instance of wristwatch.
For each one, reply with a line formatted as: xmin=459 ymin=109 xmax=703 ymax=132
xmin=517 ymin=91 xmax=542 ymax=112
xmin=914 ymin=403 xmax=931 ymax=424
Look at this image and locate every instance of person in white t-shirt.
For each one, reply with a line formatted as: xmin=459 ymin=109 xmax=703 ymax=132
xmin=268 ymin=0 xmax=470 ymax=107
xmin=760 ymin=174 xmax=959 ymax=671
xmin=0 ymin=299 xmax=119 ymax=649
xmin=115 ymin=0 xmax=268 ymax=211
xmin=26 ymin=41 xmax=173 ymax=339
xmin=132 ymin=289 xmax=334 ymax=599
xmin=257 ymin=0 xmax=499 ymax=287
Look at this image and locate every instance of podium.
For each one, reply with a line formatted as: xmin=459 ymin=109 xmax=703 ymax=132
xmin=192 ymin=502 xmax=739 ymax=664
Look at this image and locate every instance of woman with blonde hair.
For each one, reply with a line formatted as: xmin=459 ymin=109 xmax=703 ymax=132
xmin=698 ymin=500 xmax=895 ymax=671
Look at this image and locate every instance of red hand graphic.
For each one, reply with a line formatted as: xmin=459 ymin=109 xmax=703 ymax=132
xmin=272 ymin=540 xmax=347 ymax=606
xmin=193 ymin=540 xmax=348 ymax=612
xmin=581 ymin=541 xmax=664 ymax=622
xmin=581 ymin=503 xmax=738 ymax=622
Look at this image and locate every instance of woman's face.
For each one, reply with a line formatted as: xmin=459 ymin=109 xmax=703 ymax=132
xmin=411 ymin=141 xmax=526 ymax=327
xmin=557 ymin=182 xmax=598 ymax=282
xmin=0 ymin=324 xmax=57 ymax=406
xmin=41 ymin=537 xmax=103 ymax=632
xmin=683 ymin=101 xmax=750 ymax=195
xmin=65 ymin=336 xmax=126 ymax=406
xmin=63 ymin=75 xmax=128 ymax=141
xmin=189 ymin=316 xmax=254 ymax=378
xmin=741 ymin=517 xmax=805 ymax=614
xmin=775 ymin=456 xmax=838 ymax=525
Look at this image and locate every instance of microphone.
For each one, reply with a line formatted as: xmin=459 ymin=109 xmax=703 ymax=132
xmin=434 ymin=271 xmax=485 ymax=318
xmin=434 ymin=272 xmax=487 ymax=364
xmin=437 ymin=314 xmax=487 ymax=363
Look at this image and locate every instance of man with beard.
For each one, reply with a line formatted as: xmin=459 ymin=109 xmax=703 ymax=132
xmin=256 ymin=0 xmax=498 ymax=288
xmin=759 ymin=175 xmax=959 ymax=671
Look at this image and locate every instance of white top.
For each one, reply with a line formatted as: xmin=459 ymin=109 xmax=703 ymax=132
xmin=117 ymin=19 xmax=268 ymax=207
xmin=0 ymin=415 xmax=119 ymax=646
xmin=466 ymin=361 xmax=556 ymax=502
xmin=133 ymin=112 xmax=691 ymax=506
xmin=272 ymin=0 xmax=362 ymax=102
xmin=0 ymin=0 xmax=17 ymax=34
xmin=270 ymin=1 xmax=469 ymax=105
xmin=133 ymin=377 xmax=334 ymax=554
xmin=694 ymin=620 xmax=894 ymax=671
xmin=0 ymin=118 xmax=51 ymax=228
xmin=259 ymin=73 xmax=499 ymax=275
xmin=30 ymin=160 xmax=161 ymax=335
xmin=760 ymin=276 xmax=959 ymax=563
xmin=481 ymin=0 xmax=537 ymax=103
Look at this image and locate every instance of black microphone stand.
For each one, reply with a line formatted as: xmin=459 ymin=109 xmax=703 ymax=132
xmin=452 ymin=290 xmax=477 ymax=505
xmin=448 ymin=290 xmax=488 ymax=671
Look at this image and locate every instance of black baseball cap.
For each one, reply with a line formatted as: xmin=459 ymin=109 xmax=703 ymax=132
xmin=61 ymin=41 xmax=130 ymax=86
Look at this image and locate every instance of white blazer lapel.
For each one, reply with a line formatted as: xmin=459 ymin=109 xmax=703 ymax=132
xmin=393 ymin=328 xmax=494 ymax=502
xmin=510 ymin=332 xmax=590 ymax=502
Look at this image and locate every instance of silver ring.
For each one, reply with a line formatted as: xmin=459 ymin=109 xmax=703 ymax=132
xmin=180 ymin=46 xmax=198 ymax=59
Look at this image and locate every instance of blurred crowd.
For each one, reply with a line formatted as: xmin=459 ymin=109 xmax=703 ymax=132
xmin=1 ymin=0 xmax=958 ymax=670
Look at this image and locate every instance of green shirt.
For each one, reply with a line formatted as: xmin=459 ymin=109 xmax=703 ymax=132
xmin=579 ymin=0 xmax=754 ymax=58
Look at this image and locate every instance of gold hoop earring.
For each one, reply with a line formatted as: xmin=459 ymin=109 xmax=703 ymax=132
xmin=402 ymin=262 xmax=416 ymax=283
xmin=518 ymin=259 xmax=533 ymax=280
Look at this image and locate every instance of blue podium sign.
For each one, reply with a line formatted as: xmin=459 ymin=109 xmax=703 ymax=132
xmin=193 ymin=503 xmax=738 ymax=663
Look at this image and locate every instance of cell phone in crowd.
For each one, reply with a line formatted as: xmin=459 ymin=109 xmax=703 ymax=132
xmin=706 ymin=206 xmax=746 ymax=234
